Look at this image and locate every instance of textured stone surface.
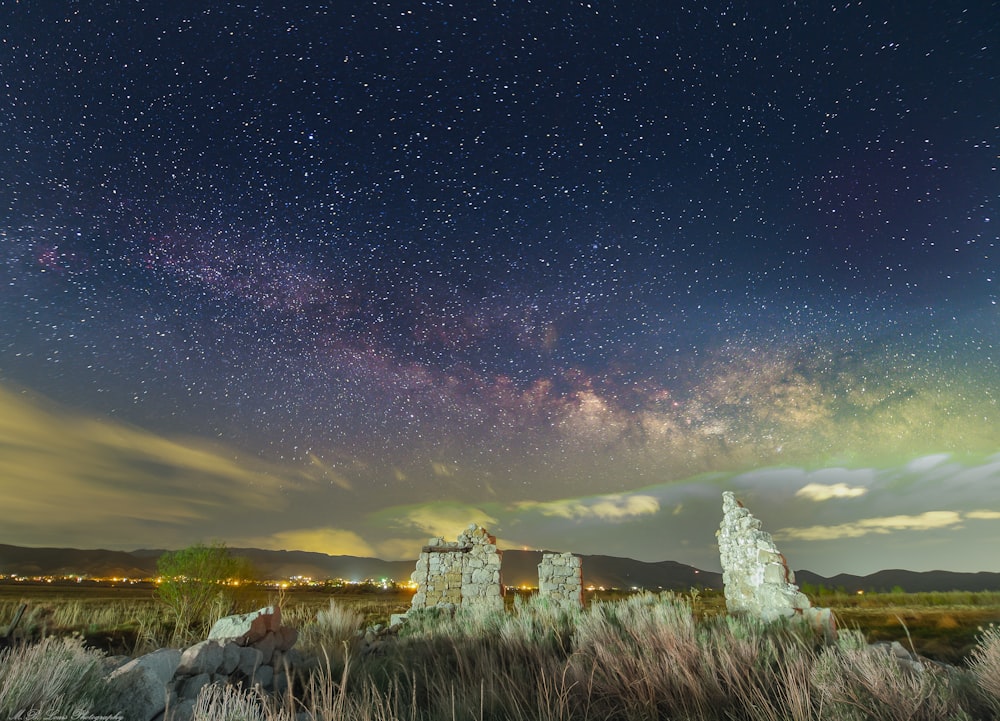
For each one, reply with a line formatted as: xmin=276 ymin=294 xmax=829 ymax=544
xmin=410 ymin=525 xmax=504 ymax=611
xmin=237 ymin=645 xmax=264 ymax=676
xmin=219 ymin=642 xmax=240 ymax=675
xmin=107 ymin=648 xmax=182 ymax=721
xmin=208 ymin=606 xmax=280 ymax=644
xmin=178 ymin=672 xmax=211 ymax=701
xmin=718 ymin=492 xmax=832 ymax=629
xmin=538 ymin=552 xmax=583 ymax=608
xmin=176 ymin=640 xmax=224 ymax=676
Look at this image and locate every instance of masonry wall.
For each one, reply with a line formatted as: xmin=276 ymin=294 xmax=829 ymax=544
xmin=409 ymin=525 xmax=503 ymax=611
xmin=537 ymin=552 xmax=583 ymax=609
xmin=717 ymin=491 xmax=833 ymax=631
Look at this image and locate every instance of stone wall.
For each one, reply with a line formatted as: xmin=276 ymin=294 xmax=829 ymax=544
xmin=537 ymin=552 xmax=583 ymax=609
xmin=718 ymin=491 xmax=832 ymax=632
xmin=409 ymin=524 xmax=503 ymax=611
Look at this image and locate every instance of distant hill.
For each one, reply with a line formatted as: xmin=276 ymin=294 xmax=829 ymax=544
xmin=0 ymin=544 xmax=152 ymax=579
xmin=794 ymin=568 xmax=1000 ymax=594
xmin=2 ymin=543 xmax=999 ymax=592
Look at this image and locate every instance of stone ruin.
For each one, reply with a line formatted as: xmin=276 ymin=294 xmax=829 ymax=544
xmin=409 ymin=524 xmax=504 ymax=611
xmin=405 ymin=526 xmax=585 ymax=615
xmin=105 ymin=606 xmax=300 ymax=721
xmin=537 ymin=552 xmax=583 ymax=609
xmin=718 ymin=491 xmax=833 ymax=633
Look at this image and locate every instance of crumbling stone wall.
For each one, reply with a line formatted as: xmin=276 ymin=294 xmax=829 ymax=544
xmin=718 ymin=491 xmax=832 ymax=633
xmin=410 ymin=524 xmax=503 ymax=611
xmin=537 ymin=552 xmax=583 ymax=609
xmin=410 ymin=540 xmax=465 ymax=608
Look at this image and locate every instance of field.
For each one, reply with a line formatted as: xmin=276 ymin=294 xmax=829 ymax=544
xmin=3 ymin=581 xmax=1000 ymax=663
xmin=3 ymin=582 xmax=1000 ymax=720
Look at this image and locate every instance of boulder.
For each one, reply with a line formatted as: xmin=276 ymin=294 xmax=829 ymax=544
xmin=176 ymin=640 xmax=224 ymax=676
xmin=178 ymin=672 xmax=211 ymax=701
xmin=107 ymin=648 xmax=182 ymax=721
xmin=253 ymin=631 xmax=277 ymax=664
xmin=220 ymin=642 xmax=241 ymax=675
xmin=237 ymin=646 xmax=264 ymax=676
xmin=208 ymin=606 xmax=281 ymax=645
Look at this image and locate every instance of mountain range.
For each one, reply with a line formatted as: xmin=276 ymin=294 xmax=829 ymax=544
xmin=2 ymin=543 xmax=999 ymax=593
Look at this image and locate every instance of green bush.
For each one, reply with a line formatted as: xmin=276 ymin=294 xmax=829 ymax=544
xmin=156 ymin=542 xmax=256 ymax=644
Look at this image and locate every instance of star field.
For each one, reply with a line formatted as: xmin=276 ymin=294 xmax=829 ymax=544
xmin=1 ymin=1 xmax=998 ymax=572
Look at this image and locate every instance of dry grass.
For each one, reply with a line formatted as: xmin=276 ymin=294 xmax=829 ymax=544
xmin=4 ymin=586 xmax=1000 ymax=719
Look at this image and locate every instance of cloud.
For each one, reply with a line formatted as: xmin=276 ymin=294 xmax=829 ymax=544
xmin=775 ymin=511 xmax=963 ymax=541
xmin=308 ymin=453 xmax=354 ymax=491
xmin=389 ymin=504 xmax=499 ymax=538
xmin=251 ymin=527 xmax=377 ymax=557
xmin=431 ymin=461 xmax=456 ymax=477
xmin=966 ymin=510 xmax=1000 ymax=520
xmin=795 ymin=482 xmax=868 ymax=501
xmin=0 ymin=384 xmax=300 ymax=544
xmin=517 ymin=493 xmax=660 ymax=521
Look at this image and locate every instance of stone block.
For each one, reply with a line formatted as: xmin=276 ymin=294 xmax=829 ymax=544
xmin=237 ymin=646 xmax=264 ymax=676
xmin=275 ymin=625 xmax=298 ymax=651
xmin=220 ymin=643 xmax=240 ymax=675
xmin=253 ymin=631 xmax=277 ymax=664
xmin=252 ymin=664 xmax=274 ymax=691
xmin=177 ymin=640 xmax=224 ymax=677
xmin=179 ymin=672 xmax=211 ymax=701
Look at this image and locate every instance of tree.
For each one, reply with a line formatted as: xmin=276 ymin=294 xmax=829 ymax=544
xmin=155 ymin=542 xmax=256 ymax=642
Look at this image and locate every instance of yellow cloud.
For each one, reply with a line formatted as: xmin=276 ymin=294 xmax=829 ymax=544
xmin=431 ymin=461 xmax=455 ymax=477
xmin=375 ymin=537 xmax=425 ymax=561
xmin=517 ymin=493 xmax=660 ymax=521
xmin=251 ymin=527 xmax=377 ymax=557
xmin=966 ymin=510 xmax=1000 ymax=520
xmin=0 ymin=384 xmax=296 ymax=539
xmin=308 ymin=453 xmax=354 ymax=491
xmin=393 ymin=504 xmax=499 ymax=538
xmin=795 ymin=482 xmax=868 ymax=502
xmin=776 ymin=511 xmax=963 ymax=541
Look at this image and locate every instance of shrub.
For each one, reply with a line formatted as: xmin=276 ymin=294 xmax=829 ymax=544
xmin=297 ymin=599 xmax=365 ymax=664
xmin=156 ymin=542 xmax=257 ymax=644
xmin=0 ymin=636 xmax=112 ymax=717
xmin=969 ymin=624 xmax=1000 ymax=715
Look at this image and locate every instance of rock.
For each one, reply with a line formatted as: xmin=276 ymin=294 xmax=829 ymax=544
xmin=273 ymin=668 xmax=290 ymax=694
xmin=177 ymin=640 xmax=224 ymax=676
xmin=178 ymin=672 xmax=211 ymax=701
xmin=100 ymin=654 xmax=133 ymax=676
xmin=220 ymin=642 xmax=241 ymax=675
xmin=165 ymin=698 xmax=196 ymax=721
xmin=253 ymin=631 xmax=277 ymax=664
xmin=208 ymin=606 xmax=281 ymax=645
xmin=237 ymin=646 xmax=264 ymax=676
xmin=275 ymin=625 xmax=298 ymax=651
xmin=252 ymin=663 xmax=274 ymax=690
xmin=107 ymin=648 xmax=182 ymax=721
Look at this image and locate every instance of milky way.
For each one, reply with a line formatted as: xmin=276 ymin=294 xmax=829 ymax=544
xmin=1 ymin=2 xmax=997 ymax=572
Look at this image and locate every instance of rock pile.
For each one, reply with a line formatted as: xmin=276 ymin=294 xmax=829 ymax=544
xmin=106 ymin=606 xmax=300 ymax=721
xmin=718 ymin=491 xmax=833 ymax=633
xmin=409 ymin=524 xmax=503 ymax=612
xmin=538 ymin=552 xmax=583 ymax=609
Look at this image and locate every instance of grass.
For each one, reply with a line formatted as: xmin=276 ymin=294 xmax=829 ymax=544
xmin=3 ymin=591 xmax=1000 ymax=719
xmin=0 ymin=582 xmax=412 ymax=655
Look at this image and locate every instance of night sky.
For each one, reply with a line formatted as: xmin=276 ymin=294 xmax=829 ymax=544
xmin=2 ymin=1 xmax=998 ymax=575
